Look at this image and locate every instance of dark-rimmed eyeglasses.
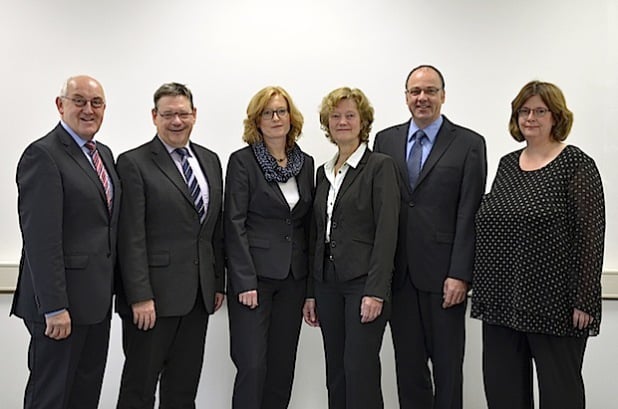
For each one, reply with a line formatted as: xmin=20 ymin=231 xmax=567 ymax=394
xmin=261 ymin=108 xmax=289 ymax=120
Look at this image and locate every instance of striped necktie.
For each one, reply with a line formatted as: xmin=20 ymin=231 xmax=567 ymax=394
xmin=175 ymin=147 xmax=206 ymax=223
xmin=85 ymin=141 xmax=112 ymax=213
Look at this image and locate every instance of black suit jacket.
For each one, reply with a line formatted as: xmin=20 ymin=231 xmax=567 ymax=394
xmin=115 ymin=136 xmax=224 ymax=317
xmin=224 ymin=146 xmax=314 ymax=296
xmin=12 ymin=123 xmax=121 ymax=325
xmin=374 ymin=116 xmax=487 ymax=293
xmin=310 ymin=148 xmax=400 ymax=301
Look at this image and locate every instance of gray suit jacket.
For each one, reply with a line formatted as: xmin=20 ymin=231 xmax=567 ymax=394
xmin=12 ymin=123 xmax=121 ymax=324
xmin=224 ymin=146 xmax=314 ymax=296
xmin=310 ymin=148 xmax=400 ymax=301
xmin=115 ymin=136 xmax=224 ymax=317
xmin=374 ymin=116 xmax=487 ymax=293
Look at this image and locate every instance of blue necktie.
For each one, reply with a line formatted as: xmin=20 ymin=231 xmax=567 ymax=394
xmin=407 ymin=130 xmax=426 ymax=189
xmin=175 ymin=148 xmax=205 ymax=223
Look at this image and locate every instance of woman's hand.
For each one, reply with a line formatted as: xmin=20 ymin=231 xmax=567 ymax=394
xmin=573 ymin=308 xmax=593 ymax=330
xmin=360 ymin=296 xmax=383 ymax=323
xmin=303 ymin=299 xmax=320 ymax=327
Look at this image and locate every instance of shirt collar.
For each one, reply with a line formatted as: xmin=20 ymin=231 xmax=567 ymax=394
xmin=157 ymin=135 xmax=193 ymax=157
xmin=60 ymin=120 xmax=90 ymax=147
xmin=324 ymin=143 xmax=367 ymax=172
xmin=407 ymin=115 xmax=444 ymax=144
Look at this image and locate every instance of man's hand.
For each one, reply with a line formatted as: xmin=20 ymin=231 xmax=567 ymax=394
xmin=239 ymin=290 xmax=258 ymax=309
xmin=442 ymin=278 xmax=468 ymax=308
xmin=132 ymin=299 xmax=156 ymax=330
xmin=45 ymin=310 xmax=71 ymax=340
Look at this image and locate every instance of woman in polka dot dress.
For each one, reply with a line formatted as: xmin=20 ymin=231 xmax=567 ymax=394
xmin=471 ymin=81 xmax=605 ymax=409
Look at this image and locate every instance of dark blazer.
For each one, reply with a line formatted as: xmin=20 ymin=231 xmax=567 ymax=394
xmin=224 ymin=146 xmax=314 ymax=296
xmin=12 ymin=123 xmax=121 ymax=325
xmin=311 ymin=148 xmax=400 ymax=301
xmin=374 ymin=116 xmax=487 ymax=292
xmin=115 ymin=136 xmax=224 ymax=317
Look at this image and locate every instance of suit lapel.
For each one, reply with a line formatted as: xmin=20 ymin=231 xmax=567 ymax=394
xmin=56 ymin=126 xmax=109 ymax=205
xmin=150 ymin=137 xmax=194 ymax=206
xmin=394 ymin=122 xmax=413 ymax=195
xmin=333 ymin=148 xmax=369 ymax=210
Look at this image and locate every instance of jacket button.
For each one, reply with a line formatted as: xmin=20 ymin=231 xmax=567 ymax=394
xmin=331 ymin=241 xmax=336 ymax=248
xmin=408 ymin=202 xmax=415 ymax=207
xmin=285 ymin=235 xmax=291 ymax=241
xmin=332 ymin=221 xmax=338 ymax=228
xmin=285 ymin=218 xmax=291 ymax=225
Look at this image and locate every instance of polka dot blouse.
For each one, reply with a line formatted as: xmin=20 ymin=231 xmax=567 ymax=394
xmin=471 ymin=145 xmax=605 ymax=337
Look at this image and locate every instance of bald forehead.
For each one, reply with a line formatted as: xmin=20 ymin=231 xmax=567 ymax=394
xmin=62 ymin=75 xmax=105 ymax=98
xmin=408 ymin=68 xmax=441 ymax=86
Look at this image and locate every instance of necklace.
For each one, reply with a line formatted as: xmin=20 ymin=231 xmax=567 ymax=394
xmin=276 ymin=157 xmax=286 ymax=163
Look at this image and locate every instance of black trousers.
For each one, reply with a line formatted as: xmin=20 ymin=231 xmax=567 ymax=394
xmin=482 ymin=322 xmax=588 ymax=409
xmin=116 ymin=295 xmax=209 ymax=409
xmin=315 ymin=258 xmax=389 ymax=409
xmin=24 ymin=316 xmax=110 ymax=409
xmin=389 ymin=274 xmax=466 ymax=409
xmin=228 ymin=274 xmax=306 ymax=409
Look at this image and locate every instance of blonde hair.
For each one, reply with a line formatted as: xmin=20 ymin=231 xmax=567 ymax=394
xmin=243 ymin=86 xmax=304 ymax=150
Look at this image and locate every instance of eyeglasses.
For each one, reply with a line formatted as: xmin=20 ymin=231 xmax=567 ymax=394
xmin=517 ymin=107 xmax=550 ymax=118
xmin=405 ymin=87 xmax=441 ymax=97
xmin=261 ymin=108 xmax=289 ymax=120
xmin=61 ymin=96 xmax=105 ymax=109
xmin=157 ymin=111 xmax=194 ymax=121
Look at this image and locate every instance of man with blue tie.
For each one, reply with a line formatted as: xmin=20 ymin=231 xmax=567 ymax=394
xmin=13 ymin=75 xmax=120 ymax=409
xmin=374 ymin=65 xmax=487 ymax=409
xmin=115 ymin=82 xmax=225 ymax=409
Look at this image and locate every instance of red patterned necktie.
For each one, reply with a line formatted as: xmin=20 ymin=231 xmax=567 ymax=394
xmin=85 ymin=140 xmax=112 ymax=213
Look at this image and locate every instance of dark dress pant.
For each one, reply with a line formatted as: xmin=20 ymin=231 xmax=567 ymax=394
xmin=389 ymin=274 xmax=465 ymax=409
xmin=482 ymin=322 xmax=588 ymax=409
xmin=116 ymin=294 xmax=209 ymax=409
xmin=24 ymin=316 xmax=110 ymax=409
xmin=315 ymin=258 xmax=389 ymax=409
xmin=228 ymin=274 xmax=306 ymax=409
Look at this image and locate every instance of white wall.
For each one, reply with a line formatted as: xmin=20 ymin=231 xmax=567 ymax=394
xmin=0 ymin=0 xmax=617 ymax=271
xmin=1 ymin=295 xmax=618 ymax=408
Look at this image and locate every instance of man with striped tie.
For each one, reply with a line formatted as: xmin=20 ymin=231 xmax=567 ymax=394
xmin=13 ymin=75 xmax=121 ymax=409
xmin=115 ymin=82 xmax=225 ymax=409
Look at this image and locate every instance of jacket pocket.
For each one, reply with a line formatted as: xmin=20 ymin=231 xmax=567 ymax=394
xmin=64 ymin=255 xmax=88 ymax=269
xmin=148 ymin=252 xmax=170 ymax=266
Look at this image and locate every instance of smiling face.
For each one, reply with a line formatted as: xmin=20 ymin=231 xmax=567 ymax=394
xmin=56 ymin=76 xmax=106 ymax=140
xmin=152 ymin=95 xmax=196 ymax=148
xmin=517 ymin=95 xmax=555 ymax=142
xmin=258 ymin=94 xmax=291 ymax=144
xmin=328 ymin=98 xmax=362 ymax=148
xmin=405 ymin=67 xmax=445 ymax=129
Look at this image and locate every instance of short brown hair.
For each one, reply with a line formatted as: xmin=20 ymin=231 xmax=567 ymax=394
xmin=509 ymin=81 xmax=573 ymax=142
xmin=243 ymin=86 xmax=304 ymax=150
xmin=319 ymin=87 xmax=374 ymax=144
xmin=153 ymin=82 xmax=194 ymax=110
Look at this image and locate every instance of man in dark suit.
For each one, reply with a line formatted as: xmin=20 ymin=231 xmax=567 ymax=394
xmin=374 ymin=65 xmax=487 ymax=409
xmin=12 ymin=75 xmax=120 ymax=409
xmin=115 ymin=83 xmax=225 ymax=409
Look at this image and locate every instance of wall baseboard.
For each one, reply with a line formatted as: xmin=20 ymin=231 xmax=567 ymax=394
xmin=2 ymin=263 xmax=618 ymax=299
